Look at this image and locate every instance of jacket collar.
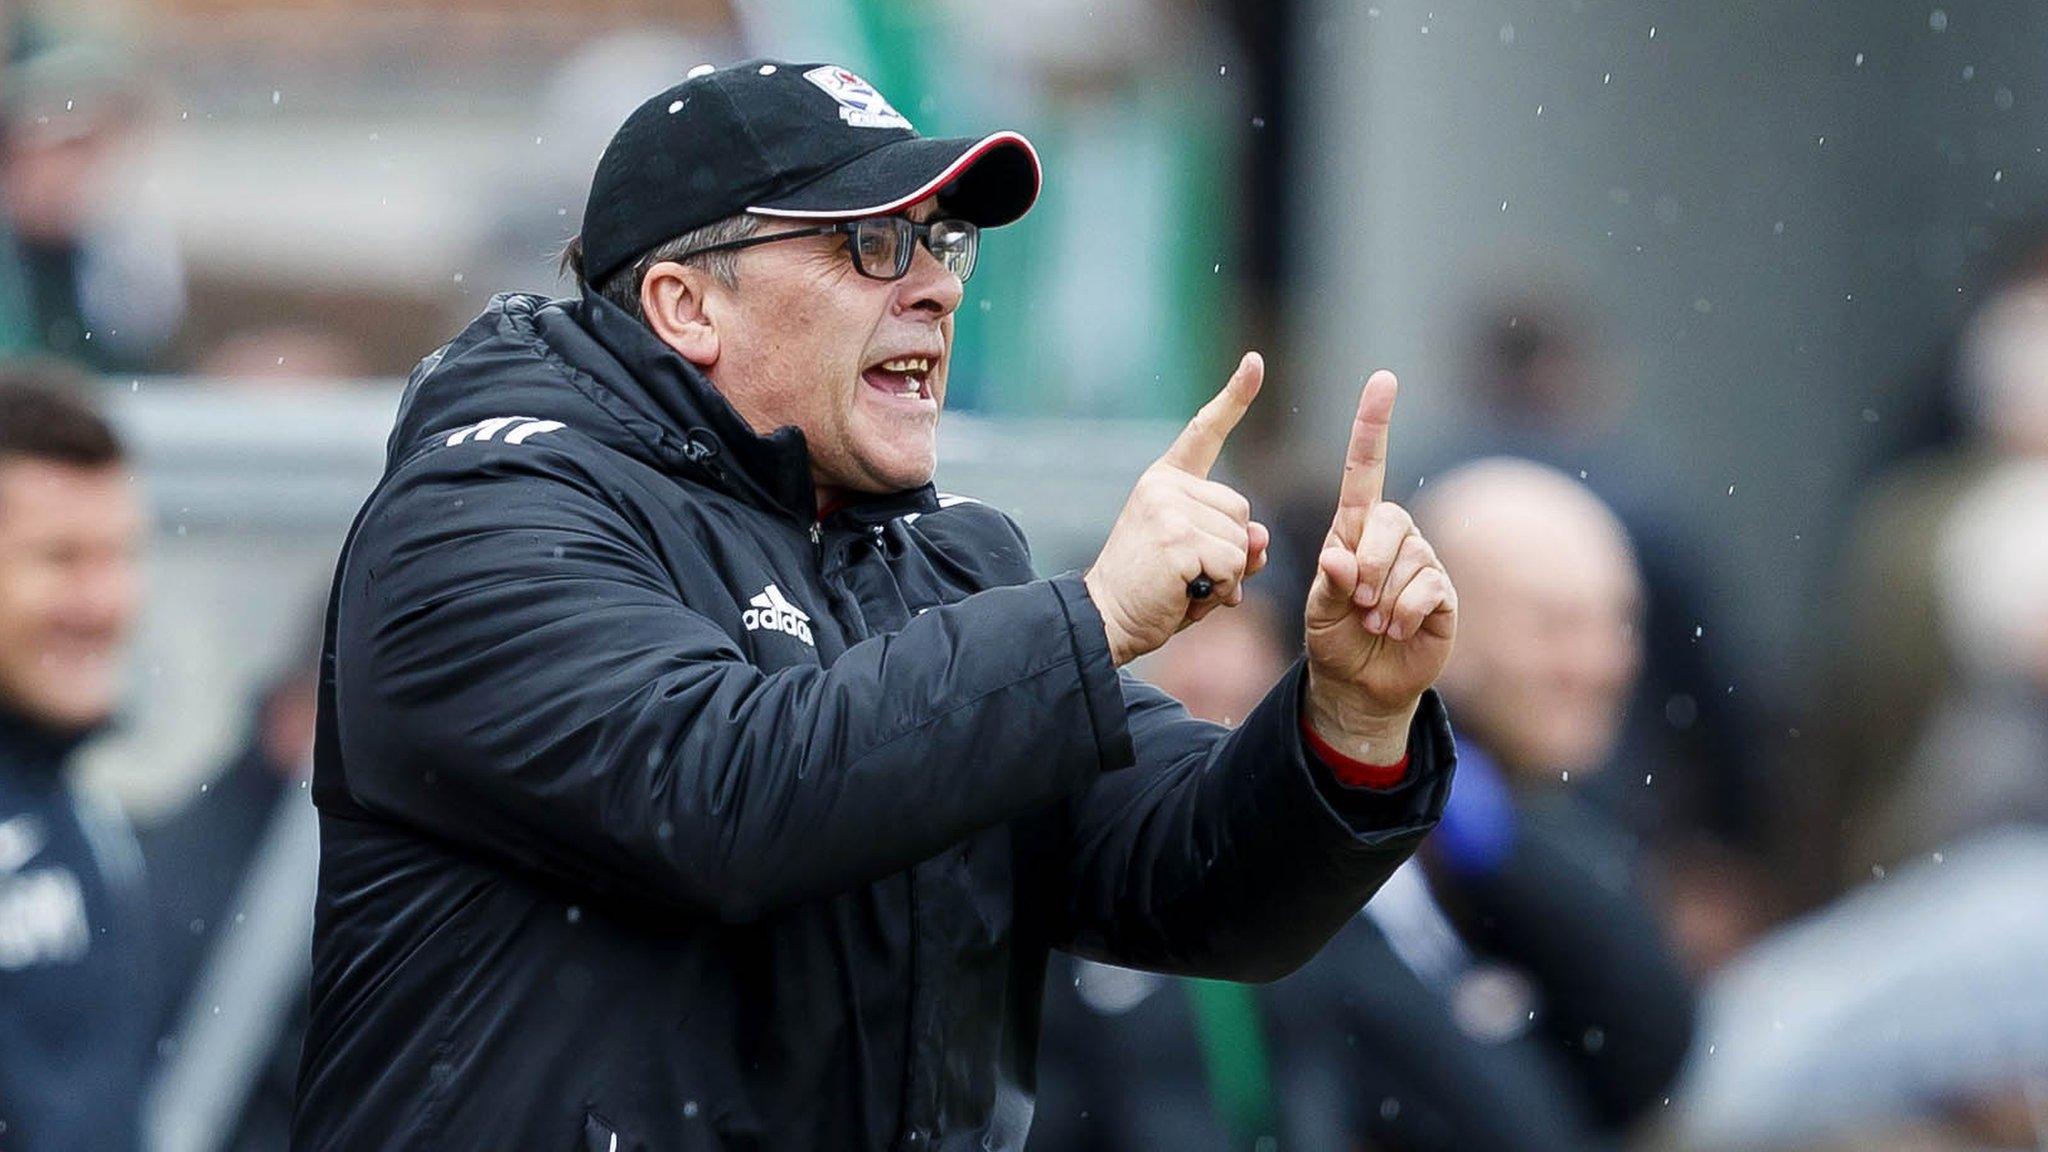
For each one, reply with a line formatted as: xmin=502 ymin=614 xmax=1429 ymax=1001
xmin=572 ymin=288 xmax=938 ymax=528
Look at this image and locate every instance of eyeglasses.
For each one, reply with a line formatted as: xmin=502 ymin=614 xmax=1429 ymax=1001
xmin=672 ymin=215 xmax=980 ymax=283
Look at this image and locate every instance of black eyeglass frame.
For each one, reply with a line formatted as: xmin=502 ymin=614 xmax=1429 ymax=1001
xmin=669 ymin=215 xmax=980 ymax=282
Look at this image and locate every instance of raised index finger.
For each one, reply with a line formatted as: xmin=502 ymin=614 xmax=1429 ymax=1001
xmin=1158 ymin=352 xmax=1264 ymax=477
xmin=1337 ymin=370 xmax=1399 ymax=512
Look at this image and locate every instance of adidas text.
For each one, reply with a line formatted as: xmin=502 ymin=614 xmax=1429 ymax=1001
xmin=743 ymin=584 xmax=815 ymax=647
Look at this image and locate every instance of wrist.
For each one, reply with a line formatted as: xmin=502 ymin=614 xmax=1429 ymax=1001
xmin=1081 ymin=569 xmax=1139 ymax=667
xmin=1303 ymin=666 xmax=1418 ymax=766
xmin=1300 ymin=714 xmax=1410 ymax=787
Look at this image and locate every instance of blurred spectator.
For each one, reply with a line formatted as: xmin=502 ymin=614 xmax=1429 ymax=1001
xmin=1462 ymin=293 xmax=1632 ymax=455
xmin=1461 ymin=295 xmax=1756 ymax=853
xmin=0 ymin=36 xmax=186 ymax=372
xmin=1822 ymin=268 xmax=2048 ymax=887
xmin=0 ymin=362 xmax=155 ymax=1150
xmin=1671 ymin=829 xmax=2048 ymax=1150
xmin=139 ymin=625 xmax=320 ymax=1152
xmin=1869 ymin=460 xmax=2048 ymax=863
xmin=1030 ymin=600 xmax=1293 ymax=1152
xmin=1263 ymin=458 xmax=1694 ymax=1151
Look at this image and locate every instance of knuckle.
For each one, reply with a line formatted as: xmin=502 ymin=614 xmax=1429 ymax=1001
xmin=1418 ymin=577 xmax=1449 ymax=610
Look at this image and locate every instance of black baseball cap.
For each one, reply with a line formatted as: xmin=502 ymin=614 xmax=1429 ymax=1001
xmin=578 ymin=59 xmax=1042 ymax=285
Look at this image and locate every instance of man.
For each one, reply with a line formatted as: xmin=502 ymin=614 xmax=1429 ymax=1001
xmin=1265 ymin=458 xmax=1694 ymax=1151
xmin=0 ymin=366 xmax=155 ymax=1149
xmin=0 ymin=39 xmax=187 ymax=371
xmin=294 ymin=59 xmax=1459 ymax=1150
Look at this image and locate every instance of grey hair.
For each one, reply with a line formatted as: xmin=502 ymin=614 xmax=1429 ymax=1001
xmin=560 ymin=212 xmax=765 ymax=323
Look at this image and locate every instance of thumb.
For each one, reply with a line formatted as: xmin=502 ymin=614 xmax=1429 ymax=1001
xmin=1305 ymin=543 xmax=1359 ymax=629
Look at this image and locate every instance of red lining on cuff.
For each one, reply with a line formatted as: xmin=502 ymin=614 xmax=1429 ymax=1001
xmin=1300 ymin=714 xmax=1410 ymax=789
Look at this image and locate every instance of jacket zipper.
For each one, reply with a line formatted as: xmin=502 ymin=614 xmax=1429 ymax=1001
xmin=809 ymin=513 xmax=931 ymax=1142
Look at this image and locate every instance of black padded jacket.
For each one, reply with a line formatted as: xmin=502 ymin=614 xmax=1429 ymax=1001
xmin=290 ymin=290 xmax=1456 ymax=1152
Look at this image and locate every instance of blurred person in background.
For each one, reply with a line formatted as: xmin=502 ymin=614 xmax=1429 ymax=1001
xmin=140 ymin=625 xmax=322 ymax=1152
xmin=0 ymin=363 xmax=155 ymax=1150
xmin=1264 ymin=457 xmax=1695 ymax=1152
xmin=294 ymin=60 xmax=1458 ymax=1150
xmin=1868 ymin=460 xmax=2048 ymax=862
xmin=1444 ymin=294 xmax=1755 ymax=857
xmin=1822 ymin=260 xmax=2048 ymax=888
xmin=1670 ymin=829 xmax=2048 ymax=1151
xmin=0 ymin=35 xmax=186 ymax=373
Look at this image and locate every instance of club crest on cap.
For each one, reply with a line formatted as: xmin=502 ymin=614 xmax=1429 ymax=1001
xmin=803 ymin=65 xmax=914 ymax=131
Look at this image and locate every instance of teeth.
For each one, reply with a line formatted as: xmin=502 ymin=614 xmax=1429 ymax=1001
xmin=899 ymin=376 xmax=923 ymax=395
xmin=879 ymin=357 xmax=932 ymax=373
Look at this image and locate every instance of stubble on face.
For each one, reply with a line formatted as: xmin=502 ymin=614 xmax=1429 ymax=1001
xmin=700 ymin=202 xmax=962 ymax=503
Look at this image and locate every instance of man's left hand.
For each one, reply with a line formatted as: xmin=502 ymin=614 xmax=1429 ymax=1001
xmin=1300 ymin=370 xmax=1457 ymax=767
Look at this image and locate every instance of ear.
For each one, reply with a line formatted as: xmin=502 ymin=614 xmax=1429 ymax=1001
xmin=640 ymin=261 xmax=721 ymax=368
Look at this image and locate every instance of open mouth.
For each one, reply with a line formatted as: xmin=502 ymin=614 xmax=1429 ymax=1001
xmin=861 ymin=355 xmax=936 ymax=401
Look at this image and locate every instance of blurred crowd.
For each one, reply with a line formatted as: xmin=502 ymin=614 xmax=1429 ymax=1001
xmin=0 ymin=1 xmax=2044 ymax=1150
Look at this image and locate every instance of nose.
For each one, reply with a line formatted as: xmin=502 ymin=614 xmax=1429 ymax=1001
xmin=894 ymin=241 xmax=964 ymax=318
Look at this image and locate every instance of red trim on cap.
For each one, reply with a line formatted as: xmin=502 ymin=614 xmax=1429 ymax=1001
xmin=1300 ymin=714 xmax=1411 ymax=789
xmin=745 ymin=130 xmax=1041 ymax=221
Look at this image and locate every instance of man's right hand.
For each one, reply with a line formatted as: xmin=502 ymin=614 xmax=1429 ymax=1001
xmin=1084 ymin=352 xmax=1270 ymax=666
